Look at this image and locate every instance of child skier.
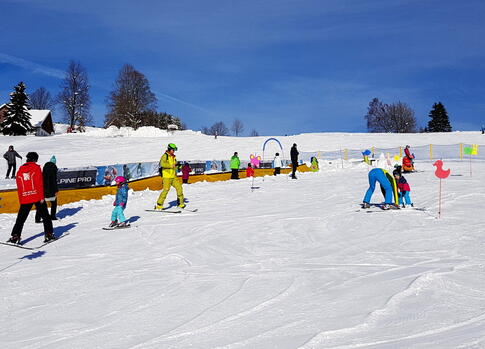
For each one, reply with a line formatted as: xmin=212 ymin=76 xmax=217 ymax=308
xmin=110 ymin=176 xmax=129 ymax=228
xmin=246 ymin=163 xmax=254 ymax=177
xmin=273 ymin=152 xmax=282 ymax=175
xmin=181 ymin=162 xmax=192 ymax=184
xmin=393 ymin=169 xmax=413 ymax=208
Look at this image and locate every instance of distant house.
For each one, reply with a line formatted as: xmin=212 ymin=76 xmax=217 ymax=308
xmin=0 ymin=103 xmax=7 ymax=123
xmin=0 ymin=105 xmax=54 ymax=135
xmin=29 ymin=110 xmax=55 ymax=136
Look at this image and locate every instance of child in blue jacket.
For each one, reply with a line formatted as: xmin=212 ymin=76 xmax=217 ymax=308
xmin=110 ymin=176 xmax=129 ymax=227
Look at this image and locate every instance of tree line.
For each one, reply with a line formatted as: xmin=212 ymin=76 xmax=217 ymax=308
xmin=365 ymin=98 xmax=453 ymax=133
xmin=0 ymin=61 xmax=185 ymax=135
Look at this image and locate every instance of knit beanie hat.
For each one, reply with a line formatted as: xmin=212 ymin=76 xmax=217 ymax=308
xmin=50 ymin=155 xmax=56 ymax=164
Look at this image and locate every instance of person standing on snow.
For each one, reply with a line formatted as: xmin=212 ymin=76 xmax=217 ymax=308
xmin=246 ymin=163 xmax=254 ymax=177
xmin=155 ymin=143 xmax=185 ymax=210
xmin=3 ymin=145 xmax=22 ymax=179
xmin=290 ymin=143 xmax=299 ymax=179
xmin=181 ymin=162 xmax=192 ymax=184
xmin=109 ymin=176 xmax=129 ymax=227
xmin=273 ymin=152 xmax=282 ymax=175
xmin=362 ymin=168 xmax=399 ymax=210
xmin=7 ymin=152 xmax=55 ymax=244
xmin=230 ymin=152 xmax=240 ymax=179
xmin=35 ymin=155 xmax=59 ymax=222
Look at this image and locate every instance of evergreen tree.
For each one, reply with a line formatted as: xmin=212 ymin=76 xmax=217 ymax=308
xmin=1 ymin=82 xmax=33 ymax=136
xmin=427 ymin=102 xmax=452 ymax=132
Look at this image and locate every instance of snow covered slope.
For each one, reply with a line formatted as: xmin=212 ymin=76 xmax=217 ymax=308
xmin=0 ymin=130 xmax=484 ymax=348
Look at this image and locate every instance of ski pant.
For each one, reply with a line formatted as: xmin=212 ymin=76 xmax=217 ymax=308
xmin=182 ymin=178 xmax=188 ymax=184
xmin=11 ymin=201 xmax=53 ymax=238
xmin=291 ymin=161 xmax=298 ymax=178
xmin=35 ymin=198 xmax=57 ymax=221
xmin=398 ymin=191 xmax=412 ymax=205
xmin=111 ymin=206 xmax=126 ymax=223
xmin=231 ymin=169 xmax=239 ymax=179
xmin=157 ymin=178 xmax=184 ymax=207
xmin=363 ymin=169 xmax=393 ymax=204
xmin=274 ymin=167 xmax=281 ymax=175
xmin=6 ymin=163 xmax=16 ymax=178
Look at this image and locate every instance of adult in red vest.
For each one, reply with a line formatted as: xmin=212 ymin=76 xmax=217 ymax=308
xmin=7 ymin=152 xmax=55 ymax=244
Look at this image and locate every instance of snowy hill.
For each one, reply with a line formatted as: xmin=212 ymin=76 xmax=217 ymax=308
xmin=1 ymin=130 xmax=485 ymax=348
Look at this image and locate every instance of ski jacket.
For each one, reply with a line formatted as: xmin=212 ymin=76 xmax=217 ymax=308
xmin=397 ymin=176 xmax=411 ymax=192
xmin=43 ymin=161 xmax=58 ymax=198
xmin=114 ymin=182 xmax=128 ymax=207
xmin=230 ymin=156 xmax=240 ymax=169
xmin=16 ymin=161 xmax=44 ymax=204
xmin=246 ymin=167 xmax=254 ymax=177
xmin=404 ymin=147 xmax=414 ymax=159
xmin=3 ymin=150 xmax=22 ymax=164
xmin=382 ymin=169 xmax=399 ymax=205
xmin=290 ymin=146 xmax=299 ymax=163
xmin=273 ymin=156 xmax=282 ymax=168
xmin=181 ymin=165 xmax=192 ymax=179
xmin=159 ymin=152 xmax=177 ymax=178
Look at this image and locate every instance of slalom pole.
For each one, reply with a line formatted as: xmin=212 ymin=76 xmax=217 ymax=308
xmin=470 ymin=153 xmax=472 ymax=177
xmin=438 ymin=178 xmax=442 ymax=219
xmin=251 ymin=174 xmax=255 ymax=192
xmin=340 ymin=148 xmax=344 ymax=169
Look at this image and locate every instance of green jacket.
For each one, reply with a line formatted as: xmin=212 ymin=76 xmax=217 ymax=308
xmin=230 ymin=155 xmax=240 ymax=169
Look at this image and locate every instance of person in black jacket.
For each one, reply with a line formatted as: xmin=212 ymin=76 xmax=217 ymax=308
xmin=3 ymin=145 xmax=22 ymax=179
xmin=290 ymin=143 xmax=299 ymax=179
xmin=35 ymin=155 xmax=59 ymax=222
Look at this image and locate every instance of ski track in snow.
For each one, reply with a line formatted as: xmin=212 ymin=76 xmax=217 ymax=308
xmin=1 ymin=136 xmax=485 ymax=349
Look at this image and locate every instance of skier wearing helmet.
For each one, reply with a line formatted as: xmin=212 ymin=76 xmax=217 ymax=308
xmin=155 ymin=143 xmax=185 ymax=210
xmin=109 ymin=176 xmax=130 ymax=228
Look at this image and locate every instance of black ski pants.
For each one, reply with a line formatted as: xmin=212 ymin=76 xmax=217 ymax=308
xmin=6 ymin=163 xmax=16 ymax=178
xmin=11 ymin=201 xmax=53 ymax=238
xmin=274 ymin=167 xmax=281 ymax=175
xmin=231 ymin=169 xmax=239 ymax=179
xmin=291 ymin=161 xmax=298 ymax=178
xmin=35 ymin=198 xmax=57 ymax=221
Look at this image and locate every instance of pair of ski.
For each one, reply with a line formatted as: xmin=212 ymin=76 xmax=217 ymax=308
xmin=145 ymin=207 xmax=198 ymax=214
xmin=357 ymin=204 xmax=426 ymax=213
xmin=0 ymin=233 xmax=70 ymax=250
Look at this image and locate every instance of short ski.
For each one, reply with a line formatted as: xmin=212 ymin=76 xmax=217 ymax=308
xmin=146 ymin=209 xmax=182 ymax=214
xmin=0 ymin=241 xmax=35 ymax=250
xmin=0 ymin=233 xmax=70 ymax=250
xmin=103 ymin=224 xmax=131 ymax=230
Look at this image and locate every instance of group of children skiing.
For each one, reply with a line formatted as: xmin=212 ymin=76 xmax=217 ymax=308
xmin=5 ymin=141 xmax=417 ymax=244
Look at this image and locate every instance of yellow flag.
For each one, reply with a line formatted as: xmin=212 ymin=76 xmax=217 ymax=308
xmin=472 ymin=144 xmax=478 ymax=155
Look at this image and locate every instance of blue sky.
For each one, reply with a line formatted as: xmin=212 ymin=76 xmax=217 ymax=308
xmin=1 ymin=0 xmax=485 ymax=135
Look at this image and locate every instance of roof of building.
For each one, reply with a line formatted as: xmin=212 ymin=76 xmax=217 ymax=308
xmin=28 ymin=109 xmax=51 ymax=127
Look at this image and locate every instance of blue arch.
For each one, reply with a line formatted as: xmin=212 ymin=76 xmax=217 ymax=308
xmin=262 ymin=138 xmax=283 ymax=152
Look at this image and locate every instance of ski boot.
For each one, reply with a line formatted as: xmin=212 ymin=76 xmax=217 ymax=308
xmin=7 ymin=235 xmax=21 ymax=244
xmin=44 ymin=233 xmax=57 ymax=243
xmin=362 ymin=202 xmax=371 ymax=209
xmin=109 ymin=220 xmax=118 ymax=228
xmin=117 ymin=222 xmax=130 ymax=228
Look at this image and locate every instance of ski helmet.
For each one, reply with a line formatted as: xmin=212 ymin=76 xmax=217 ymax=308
xmin=168 ymin=143 xmax=178 ymax=151
xmin=114 ymin=176 xmax=126 ymax=184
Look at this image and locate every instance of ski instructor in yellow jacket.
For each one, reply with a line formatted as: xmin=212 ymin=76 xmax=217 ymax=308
xmin=155 ymin=143 xmax=185 ymax=210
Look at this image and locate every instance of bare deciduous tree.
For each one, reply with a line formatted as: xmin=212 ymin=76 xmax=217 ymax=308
xmin=231 ymin=118 xmax=244 ymax=136
xmin=58 ymin=61 xmax=91 ymax=130
xmin=365 ymin=98 xmax=417 ymax=133
xmin=30 ymin=87 xmax=56 ymax=110
xmin=201 ymin=121 xmax=229 ymax=136
xmin=249 ymin=129 xmax=259 ymax=136
xmin=105 ymin=64 xmax=157 ymax=129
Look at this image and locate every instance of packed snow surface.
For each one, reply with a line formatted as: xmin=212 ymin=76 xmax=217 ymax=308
xmin=1 ymin=130 xmax=485 ymax=348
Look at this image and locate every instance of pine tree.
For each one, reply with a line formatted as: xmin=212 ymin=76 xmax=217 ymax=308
xmin=1 ymin=82 xmax=33 ymax=136
xmin=427 ymin=102 xmax=452 ymax=132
